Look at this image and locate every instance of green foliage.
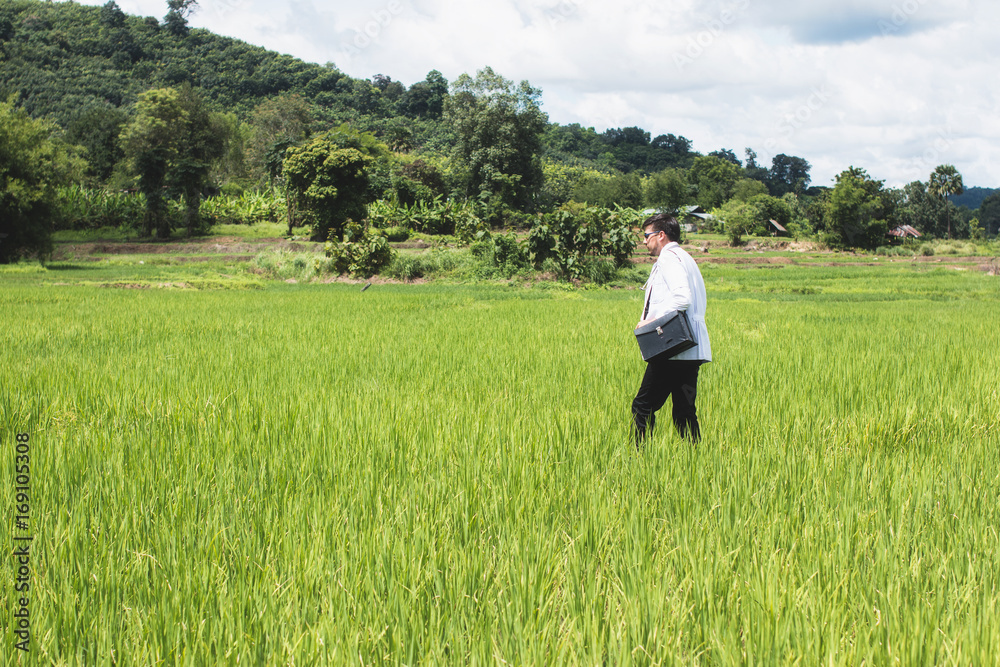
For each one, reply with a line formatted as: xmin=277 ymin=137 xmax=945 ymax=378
xmin=730 ymin=178 xmax=769 ymax=202
xmin=65 ymin=103 xmax=126 ymax=183
xmin=392 ymin=157 xmax=447 ymax=205
xmin=527 ymin=204 xmax=639 ymax=279
xmin=324 ymin=219 xmax=395 ymax=277
xmin=746 ymin=193 xmax=793 ymax=234
xmin=977 ymin=193 xmax=1000 ymax=237
xmin=447 ymin=67 xmax=547 ymax=212
xmin=0 ymin=97 xmax=85 ymax=262
xmin=251 ymin=249 xmax=327 ymax=281
xmin=766 ymin=153 xmax=812 ymax=196
xmin=525 ymin=221 xmax=556 ymax=269
xmin=367 ymin=197 xmax=486 ymax=242
xmin=399 ymin=70 xmax=448 ymax=120
xmin=605 ymin=206 xmax=643 ymax=267
xmin=383 ymin=226 xmax=409 ymax=242
xmin=875 ymin=244 xmax=915 ymax=257
xmin=247 ymin=93 xmax=312 ymax=184
xmin=283 ymin=125 xmax=386 ymax=241
xmin=539 ymin=159 xmax=609 ymax=210
xmin=644 ymin=168 xmax=691 ymax=213
xmin=968 ymin=217 xmax=985 ymax=240
xmin=56 ymin=185 xmax=146 ymax=230
xmin=928 ymin=164 xmax=965 ymax=239
xmin=821 ymin=167 xmax=895 ymax=250
xmin=199 ymin=188 xmax=285 ymax=226
xmin=713 ymin=199 xmax=757 ymax=246
xmin=590 ymin=127 xmax=697 ymax=173
xmin=456 ymin=231 xmax=531 ymax=279
xmin=571 ymin=172 xmax=643 ymax=209
xmin=0 ymin=0 xmax=366 ymax=127
xmin=713 ymin=194 xmax=793 ymax=245
xmin=689 ymin=155 xmax=742 ymax=209
xmin=120 ymin=85 xmax=226 ymax=237
xmin=488 ymin=232 xmax=529 ymax=277
xmin=898 ymin=180 xmax=949 ymax=237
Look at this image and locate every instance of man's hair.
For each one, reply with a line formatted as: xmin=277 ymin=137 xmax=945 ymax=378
xmin=643 ymin=213 xmax=681 ymax=242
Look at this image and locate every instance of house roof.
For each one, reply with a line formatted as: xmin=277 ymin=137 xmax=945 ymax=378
xmin=887 ymin=225 xmax=921 ymax=238
xmin=768 ymin=219 xmax=788 ymax=233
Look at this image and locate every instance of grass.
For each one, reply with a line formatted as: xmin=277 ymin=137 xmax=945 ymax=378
xmin=1 ymin=258 xmax=999 ymax=664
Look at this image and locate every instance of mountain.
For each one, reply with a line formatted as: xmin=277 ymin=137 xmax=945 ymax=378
xmin=0 ymin=0 xmax=378 ymax=126
xmin=949 ymin=186 xmax=997 ymax=211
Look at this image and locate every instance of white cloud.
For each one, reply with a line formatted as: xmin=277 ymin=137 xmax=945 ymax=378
xmin=88 ymin=0 xmax=1000 ymax=187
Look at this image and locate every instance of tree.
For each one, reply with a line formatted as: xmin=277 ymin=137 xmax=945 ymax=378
xmin=446 ymin=67 xmax=548 ymax=216
xmin=0 ymin=97 xmax=85 ymax=263
xmin=928 ymin=164 xmax=964 ymax=239
xmin=170 ymin=87 xmax=226 ymax=235
xmin=822 ymin=167 xmax=894 ymax=249
xmin=898 ymin=180 xmax=948 ymax=236
xmin=282 ymin=125 xmax=387 ymax=241
xmin=713 ymin=193 xmax=792 ymax=244
xmin=688 ymin=155 xmax=743 ymax=209
xmin=247 ymin=93 xmax=312 ymax=184
xmin=767 ymin=154 xmax=811 ymax=196
xmin=651 ymin=134 xmax=692 ymax=153
xmin=977 ymin=192 xmax=1000 ymax=237
xmin=708 ymin=148 xmax=741 ymax=166
xmin=743 ymin=147 xmax=769 ymax=183
xmin=602 ymin=126 xmax=650 ymax=147
xmin=571 ymin=172 xmax=643 ymax=209
xmin=401 ymin=70 xmax=448 ymax=119
xmin=120 ymin=85 xmax=225 ymax=237
xmin=730 ymin=178 xmax=768 ymax=202
xmin=65 ymin=104 xmax=126 ymax=183
xmin=645 ymin=168 xmax=691 ymax=213
xmin=164 ymin=0 xmax=198 ymax=36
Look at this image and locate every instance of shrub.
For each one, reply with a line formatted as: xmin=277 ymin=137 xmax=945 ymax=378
xmin=492 ymin=232 xmax=528 ymax=269
xmin=876 ymin=245 xmax=914 ymax=257
xmin=584 ymin=259 xmax=618 ymax=285
xmin=384 ymin=226 xmax=410 ymax=242
xmin=251 ymin=249 xmax=325 ymax=281
xmin=527 ymin=204 xmax=638 ymax=279
xmin=324 ymin=219 xmax=396 ymax=278
xmin=386 ymin=254 xmax=435 ymax=281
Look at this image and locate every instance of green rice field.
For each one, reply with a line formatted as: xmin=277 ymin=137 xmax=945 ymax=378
xmin=2 ymin=259 xmax=999 ymax=664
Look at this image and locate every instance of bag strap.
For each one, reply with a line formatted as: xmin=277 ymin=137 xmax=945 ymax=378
xmin=642 ymin=265 xmax=656 ymax=320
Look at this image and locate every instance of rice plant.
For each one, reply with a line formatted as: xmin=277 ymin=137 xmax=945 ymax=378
xmin=1 ymin=263 xmax=998 ymax=664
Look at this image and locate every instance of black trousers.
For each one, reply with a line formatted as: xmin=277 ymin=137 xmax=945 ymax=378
xmin=632 ymin=358 xmax=702 ymax=444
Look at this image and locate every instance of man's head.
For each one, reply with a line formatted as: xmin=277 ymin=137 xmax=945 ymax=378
xmin=642 ymin=214 xmax=680 ymax=256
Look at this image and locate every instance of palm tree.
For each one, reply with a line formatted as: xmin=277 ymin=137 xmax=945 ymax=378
xmin=928 ymin=165 xmax=964 ymax=239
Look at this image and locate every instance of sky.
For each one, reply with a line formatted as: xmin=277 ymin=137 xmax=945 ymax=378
xmin=86 ymin=0 xmax=1000 ymax=188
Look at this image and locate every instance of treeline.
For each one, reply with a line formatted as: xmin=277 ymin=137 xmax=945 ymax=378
xmin=1 ymin=0 xmax=997 ymax=265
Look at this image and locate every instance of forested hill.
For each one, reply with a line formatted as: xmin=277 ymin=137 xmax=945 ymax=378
xmin=0 ymin=0 xmax=384 ymax=125
xmin=0 ymin=0 xmax=708 ymax=176
xmin=950 ymin=187 xmax=997 ymax=211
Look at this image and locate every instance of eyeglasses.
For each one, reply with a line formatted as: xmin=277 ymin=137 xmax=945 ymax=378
xmin=643 ymin=231 xmax=661 ymax=239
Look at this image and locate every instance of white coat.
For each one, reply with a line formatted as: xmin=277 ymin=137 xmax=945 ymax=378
xmin=641 ymin=242 xmax=711 ymax=362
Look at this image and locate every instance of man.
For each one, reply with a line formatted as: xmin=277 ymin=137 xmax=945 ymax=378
xmin=632 ymin=214 xmax=711 ymax=444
